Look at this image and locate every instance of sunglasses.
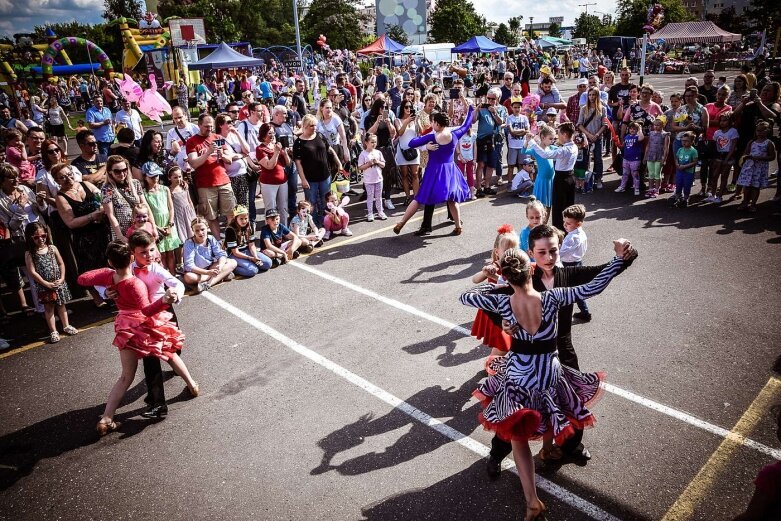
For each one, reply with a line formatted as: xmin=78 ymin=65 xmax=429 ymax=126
xmin=111 ymin=167 xmax=128 ymax=174
xmin=228 ymin=109 xmax=239 ymax=113
xmin=224 ymin=120 xmax=233 ymax=125
xmin=486 ymin=97 xmax=497 ymax=101
xmin=433 ymin=91 xmax=442 ymax=94
xmin=56 ymin=172 xmax=73 ymax=180
xmin=32 ymin=233 xmax=48 ymax=240
xmin=46 ymin=148 xmax=61 ymax=154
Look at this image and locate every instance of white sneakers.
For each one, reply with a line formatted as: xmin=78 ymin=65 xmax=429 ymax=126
xmin=367 ymin=214 xmax=374 ymax=222
xmin=384 ymin=199 xmax=395 ymax=210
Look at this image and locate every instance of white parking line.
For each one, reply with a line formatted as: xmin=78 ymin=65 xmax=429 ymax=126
xmin=201 ymin=291 xmax=622 ymax=521
xmin=290 ymin=261 xmax=781 ymax=460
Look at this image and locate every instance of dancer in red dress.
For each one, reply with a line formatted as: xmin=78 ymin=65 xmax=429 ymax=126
xmin=469 ymin=225 xmax=517 ymax=373
xmin=78 ymin=241 xmax=199 ymax=435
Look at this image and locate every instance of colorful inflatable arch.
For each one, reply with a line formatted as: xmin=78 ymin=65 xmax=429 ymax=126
xmin=40 ymin=37 xmax=114 ymax=80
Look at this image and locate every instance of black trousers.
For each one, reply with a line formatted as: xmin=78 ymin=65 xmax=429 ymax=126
xmin=551 ymin=170 xmax=575 ymax=230
xmin=420 ymin=204 xmax=454 ymax=230
xmin=489 ymin=336 xmax=584 ymax=462
xmin=144 ymin=308 xmax=179 ymax=406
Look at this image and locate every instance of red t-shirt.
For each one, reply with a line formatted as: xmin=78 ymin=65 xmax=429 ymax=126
xmin=704 ymin=102 xmax=732 ymax=141
xmin=344 ymin=83 xmax=357 ymax=112
xmin=186 ymin=133 xmax=230 ymax=189
xmin=256 ymin=143 xmax=287 ymax=185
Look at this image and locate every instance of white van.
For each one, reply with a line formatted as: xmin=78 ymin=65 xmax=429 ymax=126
xmin=401 ymin=43 xmax=456 ymax=64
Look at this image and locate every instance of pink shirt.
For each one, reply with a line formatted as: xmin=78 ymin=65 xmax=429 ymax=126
xmin=704 ymin=103 xmax=732 ymax=141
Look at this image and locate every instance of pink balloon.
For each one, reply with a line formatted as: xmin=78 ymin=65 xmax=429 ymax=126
xmin=115 ymin=76 xmax=143 ymax=103
xmin=137 ymin=74 xmax=172 ymax=123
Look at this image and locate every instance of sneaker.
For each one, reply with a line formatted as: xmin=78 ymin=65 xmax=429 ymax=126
xmin=475 ymin=189 xmax=485 ymax=198
xmin=270 ymin=258 xmax=281 ymax=269
xmin=323 ymin=230 xmax=331 ymax=240
xmin=63 ymin=325 xmax=79 ymax=336
xmin=573 ymin=311 xmax=592 ymax=322
xmin=634 ymin=188 xmax=640 ymax=196
xmin=292 ymin=250 xmax=301 ymax=259
xmin=49 ymin=331 xmax=60 ymax=343
xmin=615 ymin=186 xmax=626 ymax=193
xmin=377 ymin=213 xmax=388 ymax=220
xmin=225 ymin=272 xmax=235 ymax=281
xmin=384 ymin=199 xmax=395 ymax=210
xmin=596 ymin=182 xmax=603 ymax=189
xmin=678 ymin=198 xmax=688 ymax=208
xmin=367 ymin=213 xmax=375 ymax=222
xmin=342 ymin=228 xmax=353 ymax=236
xmin=314 ymin=239 xmax=324 ymax=247
xmin=712 ymin=195 xmax=722 ymax=203
xmin=650 ymin=191 xmax=658 ymax=198
xmin=484 ymin=187 xmax=497 ymax=195
xmin=197 ymin=281 xmax=211 ymax=293
xmin=669 ymin=195 xmax=679 ymax=206
xmin=726 ymin=183 xmax=737 ymax=193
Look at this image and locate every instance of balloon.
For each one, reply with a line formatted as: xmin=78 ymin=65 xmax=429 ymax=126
xmin=643 ymin=25 xmax=656 ymax=34
xmin=137 ymin=74 xmax=172 ymax=123
xmin=115 ymin=76 xmax=143 ymax=103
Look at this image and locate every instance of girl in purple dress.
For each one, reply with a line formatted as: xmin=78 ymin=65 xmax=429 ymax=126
xmin=393 ymin=105 xmax=474 ymax=236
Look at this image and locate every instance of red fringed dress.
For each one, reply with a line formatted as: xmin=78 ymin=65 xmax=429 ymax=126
xmin=459 ymin=257 xmax=623 ymax=444
xmin=470 ymin=276 xmax=512 ymax=353
xmin=78 ymin=269 xmax=184 ymax=360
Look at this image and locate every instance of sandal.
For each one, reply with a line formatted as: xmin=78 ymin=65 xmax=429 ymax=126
xmin=96 ymin=417 xmax=119 ymax=436
xmin=525 ymin=501 xmax=548 ymax=521
xmin=63 ymin=325 xmax=79 ymax=336
xmin=537 ymin=446 xmax=563 ymax=462
xmin=451 ymin=227 xmax=463 ymax=236
xmin=49 ymin=331 xmax=60 ymax=343
xmin=188 ymin=382 xmax=200 ymax=397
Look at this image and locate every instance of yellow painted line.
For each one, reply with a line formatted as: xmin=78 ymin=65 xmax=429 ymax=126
xmin=660 ymin=377 xmax=781 ymax=521
xmin=0 ymin=317 xmax=115 ymax=360
xmin=1 ymin=197 xmax=485 ymax=359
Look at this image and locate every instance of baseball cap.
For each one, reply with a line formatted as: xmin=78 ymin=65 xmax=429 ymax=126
xmin=521 ymin=157 xmax=534 ymax=165
xmin=577 ymin=78 xmax=588 ymax=86
xmin=141 ymin=162 xmax=164 ymax=177
xmin=546 ymin=107 xmax=558 ymax=115
xmin=540 ymin=65 xmax=551 ymax=76
xmin=276 ymin=96 xmax=288 ymax=106
xmin=510 ymin=96 xmax=523 ymax=105
xmin=265 ymin=208 xmax=280 ymax=218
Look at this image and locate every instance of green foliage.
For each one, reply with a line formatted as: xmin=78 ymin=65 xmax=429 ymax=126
xmin=508 ymin=16 xmax=523 ymax=36
xmin=301 ymin=0 xmax=368 ymax=50
xmin=548 ymin=22 xmax=562 ymax=38
xmin=385 ymin=24 xmax=411 ymax=46
xmin=31 ymin=22 xmax=123 ymax=68
xmin=614 ymin=0 xmax=692 ymax=38
xmin=429 ymin=0 xmax=487 ymax=44
xmin=705 ymin=7 xmax=748 ymax=35
xmin=744 ymin=0 xmax=781 ymax=34
xmin=493 ymin=23 xmax=518 ymax=47
xmin=102 ymin=0 xmax=143 ymax=21
xmin=158 ymin=0 xmax=296 ymax=47
xmin=573 ymin=13 xmax=615 ymax=44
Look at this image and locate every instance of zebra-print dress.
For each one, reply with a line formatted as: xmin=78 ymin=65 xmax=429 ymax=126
xmin=460 ymin=256 xmax=625 ymax=444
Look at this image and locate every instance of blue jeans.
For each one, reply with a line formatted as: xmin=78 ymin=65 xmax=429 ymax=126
xmin=247 ymin=176 xmax=259 ymax=223
xmin=562 ymin=261 xmax=590 ymax=314
xmin=97 ymin=141 xmax=112 ymax=157
xmin=286 ymin=162 xmax=299 ymax=219
xmin=231 ymin=249 xmax=272 ymax=277
xmin=308 ymin=176 xmax=331 ymax=227
xmin=675 ymin=170 xmax=695 ymax=199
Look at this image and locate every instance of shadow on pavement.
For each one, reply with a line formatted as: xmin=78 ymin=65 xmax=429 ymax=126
xmin=401 ymin=250 xmax=487 ymax=285
xmin=310 ymin=371 xmax=482 ymax=477
xmin=401 ymin=324 xmax=486 ymax=368
xmin=0 ymin=376 xmax=175 ymax=490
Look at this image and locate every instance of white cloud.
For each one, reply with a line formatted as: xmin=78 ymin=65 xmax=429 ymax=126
xmin=0 ymin=0 xmax=103 ymax=37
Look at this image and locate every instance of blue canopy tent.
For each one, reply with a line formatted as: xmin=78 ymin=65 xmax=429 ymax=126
xmin=188 ymin=42 xmax=265 ymax=71
xmin=451 ymin=36 xmax=507 ymax=54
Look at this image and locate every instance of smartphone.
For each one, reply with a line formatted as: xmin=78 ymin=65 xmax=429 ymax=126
xmin=279 ymin=135 xmax=291 ymax=148
xmin=749 ymin=88 xmax=758 ymax=100
xmin=449 ymin=88 xmax=460 ymax=99
xmin=214 ymin=138 xmax=226 ymax=147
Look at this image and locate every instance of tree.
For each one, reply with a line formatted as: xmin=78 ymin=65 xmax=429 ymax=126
xmin=508 ymin=16 xmax=523 ymax=40
xmin=614 ymin=0 xmax=692 ymax=38
xmin=102 ymin=0 xmax=143 ymax=21
xmin=385 ymin=24 xmax=410 ymax=46
xmin=300 ymin=0 xmax=368 ymax=50
xmin=548 ymin=22 xmax=562 ymax=38
xmin=493 ymin=23 xmax=518 ymax=47
xmin=573 ymin=13 xmax=615 ymax=44
xmin=744 ymin=0 xmax=781 ymax=34
xmin=429 ymin=0 xmax=487 ymax=44
xmin=159 ymin=0 xmax=296 ymax=48
xmin=705 ymin=6 xmax=748 ymax=35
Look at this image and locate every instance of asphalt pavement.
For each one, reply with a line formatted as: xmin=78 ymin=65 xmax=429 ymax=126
xmin=1 ymin=74 xmax=780 ymax=521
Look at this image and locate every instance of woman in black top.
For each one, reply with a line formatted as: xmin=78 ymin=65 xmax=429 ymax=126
xmin=364 ymin=98 xmax=398 ymax=203
xmin=293 ymin=114 xmax=342 ymax=227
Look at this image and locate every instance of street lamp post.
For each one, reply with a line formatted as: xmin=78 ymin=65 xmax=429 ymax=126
xmin=529 ymin=17 xmax=534 ymax=40
xmin=292 ymin=0 xmax=304 ymax=75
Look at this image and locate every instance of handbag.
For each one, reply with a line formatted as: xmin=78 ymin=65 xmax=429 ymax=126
xmin=401 ymin=146 xmax=418 ymax=161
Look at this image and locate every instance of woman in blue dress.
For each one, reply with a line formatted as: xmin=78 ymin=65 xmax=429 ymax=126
xmin=393 ymin=105 xmax=474 ymax=236
xmin=526 ymin=124 xmax=556 ymax=221
xmin=460 ymin=242 xmax=632 ymax=521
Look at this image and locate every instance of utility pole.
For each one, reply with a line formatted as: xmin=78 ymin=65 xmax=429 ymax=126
xmin=578 ymin=2 xmax=596 ymax=16
xmin=529 ymin=17 xmax=534 ymax=40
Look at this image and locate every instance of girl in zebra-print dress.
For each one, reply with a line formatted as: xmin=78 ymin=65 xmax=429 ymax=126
xmin=460 ymin=245 xmax=629 ymax=521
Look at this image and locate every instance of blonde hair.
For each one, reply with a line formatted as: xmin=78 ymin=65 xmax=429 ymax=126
xmin=302 ymin=114 xmax=318 ymax=132
xmin=583 ymin=86 xmax=603 ymax=117
xmin=538 ymin=124 xmax=556 ymax=138
xmin=190 ymin=216 xmax=209 ymax=229
xmin=491 ymin=225 xmax=519 ymax=263
xmin=525 ymin=200 xmax=546 ymax=219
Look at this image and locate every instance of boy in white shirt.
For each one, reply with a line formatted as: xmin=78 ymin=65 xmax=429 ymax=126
xmin=560 ymin=204 xmax=591 ymax=321
xmin=505 ymin=97 xmax=530 ymax=185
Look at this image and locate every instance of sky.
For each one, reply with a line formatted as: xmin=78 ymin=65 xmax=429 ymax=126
xmin=0 ymin=0 xmax=617 ymax=40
